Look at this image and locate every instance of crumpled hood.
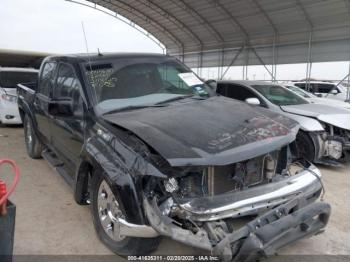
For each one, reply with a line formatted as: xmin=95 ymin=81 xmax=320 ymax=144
xmin=103 ymin=96 xmax=299 ymax=166
xmin=281 ymin=103 xmax=350 ymax=130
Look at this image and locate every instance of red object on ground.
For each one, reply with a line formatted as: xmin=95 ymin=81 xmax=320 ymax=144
xmin=0 ymin=181 xmax=7 ymax=215
xmin=0 ymin=159 xmax=20 ymax=216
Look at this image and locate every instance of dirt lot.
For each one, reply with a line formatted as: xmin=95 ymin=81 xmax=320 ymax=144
xmin=1 ymin=125 xmax=349 ymax=260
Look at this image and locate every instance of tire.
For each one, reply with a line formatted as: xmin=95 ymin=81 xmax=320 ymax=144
xmin=296 ymin=131 xmax=315 ymax=162
xmin=24 ymin=114 xmax=43 ymax=159
xmin=91 ymin=170 xmax=160 ymax=256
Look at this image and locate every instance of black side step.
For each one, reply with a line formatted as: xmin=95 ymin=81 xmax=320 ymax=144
xmin=42 ymin=149 xmax=74 ymax=188
xmin=42 ymin=149 xmax=64 ymax=167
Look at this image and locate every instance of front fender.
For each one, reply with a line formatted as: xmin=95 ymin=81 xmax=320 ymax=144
xmin=283 ymin=112 xmax=324 ymax=132
xmin=75 ymin=135 xmax=146 ymax=225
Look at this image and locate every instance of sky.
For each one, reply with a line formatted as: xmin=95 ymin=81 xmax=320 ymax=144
xmin=0 ymin=0 xmax=349 ymax=82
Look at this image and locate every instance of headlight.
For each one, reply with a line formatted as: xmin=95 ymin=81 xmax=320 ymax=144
xmin=1 ymin=94 xmax=17 ymax=103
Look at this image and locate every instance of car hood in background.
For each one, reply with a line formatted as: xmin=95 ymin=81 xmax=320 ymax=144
xmin=309 ymin=98 xmax=350 ymax=110
xmin=281 ymin=103 xmax=350 ymax=130
xmin=2 ymin=88 xmax=17 ymax=96
xmin=103 ymin=96 xmax=299 ymax=167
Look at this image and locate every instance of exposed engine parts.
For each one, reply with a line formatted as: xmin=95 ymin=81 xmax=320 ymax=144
xmin=161 ymin=151 xmax=281 ymax=200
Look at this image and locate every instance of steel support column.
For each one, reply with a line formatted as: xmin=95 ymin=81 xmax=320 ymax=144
xmin=220 ymin=47 xmax=243 ymax=80
xmin=250 ymin=47 xmax=276 ymax=81
xmin=305 ymin=32 xmax=313 ymax=91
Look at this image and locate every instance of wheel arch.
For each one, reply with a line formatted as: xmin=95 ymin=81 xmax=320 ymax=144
xmin=74 ymin=137 xmax=147 ymax=225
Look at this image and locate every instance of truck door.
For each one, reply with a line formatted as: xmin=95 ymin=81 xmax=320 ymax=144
xmin=50 ymin=63 xmax=85 ymax=173
xmin=34 ymin=62 xmax=57 ymax=144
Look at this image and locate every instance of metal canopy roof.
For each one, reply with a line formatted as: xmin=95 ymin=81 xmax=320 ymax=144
xmin=84 ymin=0 xmax=350 ymax=68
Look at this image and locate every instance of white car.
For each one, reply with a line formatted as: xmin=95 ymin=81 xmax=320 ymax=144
xmin=292 ymin=81 xmax=349 ymax=101
xmin=285 ymin=85 xmax=350 ymax=110
xmin=0 ymin=67 xmax=38 ymax=124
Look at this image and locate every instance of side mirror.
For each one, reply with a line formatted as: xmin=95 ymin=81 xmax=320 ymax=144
xmin=48 ymin=98 xmax=74 ymax=117
xmin=316 ymin=93 xmax=323 ymax=97
xmin=205 ymin=79 xmax=217 ymax=91
xmin=245 ymin=97 xmax=260 ymax=106
xmin=330 ymin=89 xmax=338 ymax=95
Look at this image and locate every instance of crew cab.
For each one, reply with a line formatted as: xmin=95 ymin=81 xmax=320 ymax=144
xmin=17 ymin=54 xmax=330 ymax=260
xmin=0 ymin=67 xmax=38 ymax=124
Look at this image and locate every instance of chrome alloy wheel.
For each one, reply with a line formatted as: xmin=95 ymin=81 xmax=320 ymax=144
xmin=26 ymin=119 xmax=33 ymax=146
xmin=97 ymin=180 xmax=126 ymax=241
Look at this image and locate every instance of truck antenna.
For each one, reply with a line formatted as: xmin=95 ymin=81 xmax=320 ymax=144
xmin=81 ymin=21 xmax=97 ymax=92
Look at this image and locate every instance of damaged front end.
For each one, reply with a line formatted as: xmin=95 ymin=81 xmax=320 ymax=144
xmin=311 ymin=123 xmax=350 ymax=165
xmin=141 ymin=145 xmax=330 ymax=261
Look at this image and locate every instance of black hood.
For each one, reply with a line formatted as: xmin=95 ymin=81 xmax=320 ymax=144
xmin=102 ymin=96 xmax=299 ymax=166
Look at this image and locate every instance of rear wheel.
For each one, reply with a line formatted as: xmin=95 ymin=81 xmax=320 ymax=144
xmin=24 ymin=114 xmax=43 ymax=159
xmin=296 ymin=131 xmax=315 ymax=162
xmin=91 ymin=170 xmax=160 ymax=256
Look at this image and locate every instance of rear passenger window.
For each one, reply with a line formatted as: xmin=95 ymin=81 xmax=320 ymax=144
xmin=39 ymin=62 xmax=56 ymax=97
xmin=218 ymin=84 xmax=260 ymax=102
xmin=316 ymin=84 xmax=337 ymax=93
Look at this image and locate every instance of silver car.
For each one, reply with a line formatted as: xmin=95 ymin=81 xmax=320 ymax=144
xmin=217 ymin=80 xmax=350 ymax=166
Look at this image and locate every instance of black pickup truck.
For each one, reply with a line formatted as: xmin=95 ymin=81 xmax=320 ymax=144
xmin=17 ymin=53 xmax=330 ymax=260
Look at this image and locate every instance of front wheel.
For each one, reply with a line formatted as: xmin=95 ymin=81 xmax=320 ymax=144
xmin=91 ymin=170 xmax=160 ymax=256
xmin=24 ymin=114 xmax=43 ymax=159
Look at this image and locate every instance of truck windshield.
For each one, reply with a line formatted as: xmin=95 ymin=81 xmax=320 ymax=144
xmin=252 ymin=84 xmax=309 ymax=106
xmin=83 ymin=58 xmax=212 ymax=114
xmin=0 ymin=71 xmax=38 ymax=88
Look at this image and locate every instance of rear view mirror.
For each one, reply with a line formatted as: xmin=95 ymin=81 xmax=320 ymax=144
xmin=48 ymin=98 xmax=74 ymax=117
xmin=330 ymin=89 xmax=338 ymax=95
xmin=245 ymin=97 xmax=260 ymax=106
xmin=316 ymin=94 xmax=323 ymax=97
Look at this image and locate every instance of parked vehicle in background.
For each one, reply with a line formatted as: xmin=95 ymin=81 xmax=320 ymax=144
xmin=0 ymin=67 xmax=38 ymax=125
xmin=293 ymin=81 xmax=349 ymax=101
xmin=17 ymin=53 xmax=330 ymax=260
xmin=285 ymin=84 xmax=350 ymax=110
xmin=217 ymin=80 xmax=350 ymax=166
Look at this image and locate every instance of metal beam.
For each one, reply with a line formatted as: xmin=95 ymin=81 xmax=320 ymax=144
xmin=250 ymin=0 xmax=278 ymax=35
xmin=210 ymin=0 xmax=249 ymax=41
xmin=93 ymin=0 xmax=184 ymax=52
xmin=295 ymin=0 xmax=313 ymax=30
xmin=250 ymin=47 xmax=276 ymax=81
xmin=139 ymin=0 xmax=203 ymax=48
xmin=65 ymin=0 xmax=166 ymax=51
xmin=220 ymin=47 xmax=243 ymax=80
xmin=169 ymin=0 xmax=225 ymax=43
xmin=305 ymin=31 xmax=313 ymax=90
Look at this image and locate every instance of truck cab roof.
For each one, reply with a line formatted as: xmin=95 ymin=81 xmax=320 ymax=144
xmin=44 ymin=52 xmax=172 ymax=64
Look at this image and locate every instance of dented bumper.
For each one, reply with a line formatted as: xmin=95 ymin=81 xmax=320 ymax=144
xmin=144 ymin=195 xmax=330 ymax=261
xmin=143 ymin=166 xmax=330 ymax=261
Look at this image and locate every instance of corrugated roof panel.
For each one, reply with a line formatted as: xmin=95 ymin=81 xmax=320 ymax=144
xmin=85 ymin=0 xmax=350 ymax=66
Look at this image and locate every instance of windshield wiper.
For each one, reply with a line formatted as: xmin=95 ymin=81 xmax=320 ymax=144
xmin=155 ymin=94 xmax=208 ymax=105
xmin=103 ymin=104 xmax=167 ymax=115
xmin=155 ymin=94 xmax=194 ymax=105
